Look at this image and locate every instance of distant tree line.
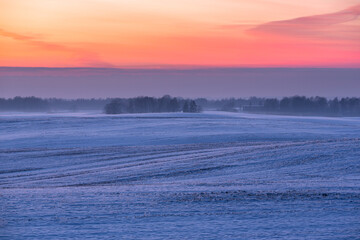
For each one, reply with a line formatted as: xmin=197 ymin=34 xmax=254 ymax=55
xmin=104 ymin=95 xmax=201 ymax=114
xmin=0 ymin=97 xmax=50 ymax=112
xmin=1 ymin=96 xmax=360 ymax=116
xmin=193 ymin=97 xmax=264 ymax=112
xmin=249 ymin=96 xmax=360 ymax=116
xmin=0 ymin=97 xmax=110 ymax=112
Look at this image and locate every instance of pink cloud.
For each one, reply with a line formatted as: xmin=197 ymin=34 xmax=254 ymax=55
xmin=0 ymin=28 xmax=114 ymax=67
xmin=247 ymin=4 xmax=360 ymax=42
xmin=0 ymin=28 xmax=76 ymax=51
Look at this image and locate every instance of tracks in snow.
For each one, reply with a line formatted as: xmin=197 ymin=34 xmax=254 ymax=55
xmin=1 ymin=138 xmax=359 ymax=189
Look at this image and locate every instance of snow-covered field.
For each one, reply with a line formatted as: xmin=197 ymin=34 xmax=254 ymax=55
xmin=1 ymin=111 xmax=359 ymax=239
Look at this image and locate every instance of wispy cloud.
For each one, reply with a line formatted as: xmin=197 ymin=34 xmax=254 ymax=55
xmin=0 ymin=28 xmax=75 ymax=51
xmin=247 ymin=4 xmax=360 ymax=41
xmin=0 ymin=28 xmax=114 ymax=67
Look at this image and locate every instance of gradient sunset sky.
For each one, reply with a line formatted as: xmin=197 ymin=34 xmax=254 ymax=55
xmin=1 ymin=0 xmax=359 ymax=68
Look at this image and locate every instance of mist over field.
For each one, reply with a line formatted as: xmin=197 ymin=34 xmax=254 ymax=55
xmin=1 ymin=67 xmax=359 ymax=98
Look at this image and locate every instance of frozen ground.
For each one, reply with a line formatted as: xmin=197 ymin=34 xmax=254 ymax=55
xmin=0 ymin=111 xmax=359 ymax=239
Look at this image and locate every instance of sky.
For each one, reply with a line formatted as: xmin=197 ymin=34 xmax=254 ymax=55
xmin=0 ymin=1 xmax=359 ymax=98
xmin=0 ymin=0 xmax=359 ymax=68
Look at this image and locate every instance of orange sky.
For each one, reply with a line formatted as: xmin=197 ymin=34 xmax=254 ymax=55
xmin=0 ymin=0 xmax=359 ymax=67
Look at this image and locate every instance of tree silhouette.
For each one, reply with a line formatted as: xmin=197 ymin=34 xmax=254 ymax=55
xmin=182 ymin=101 xmax=189 ymax=112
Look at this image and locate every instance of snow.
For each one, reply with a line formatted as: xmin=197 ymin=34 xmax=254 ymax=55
xmin=1 ymin=111 xmax=359 ymax=239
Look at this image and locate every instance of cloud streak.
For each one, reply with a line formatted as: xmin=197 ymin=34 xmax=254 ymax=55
xmin=0 ymin=28 xmax=75 ymax=51
xmin=248 ymin=4 xmax=360 ymax=41
xmin=0 ymin=28 xmax=114 ymax=67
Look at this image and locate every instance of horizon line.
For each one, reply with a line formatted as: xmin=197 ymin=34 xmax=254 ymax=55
xmin=1 ymin=66 xmax=360 ymax=70
xmin=2 ymin=95 xmax=360 ymax=101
